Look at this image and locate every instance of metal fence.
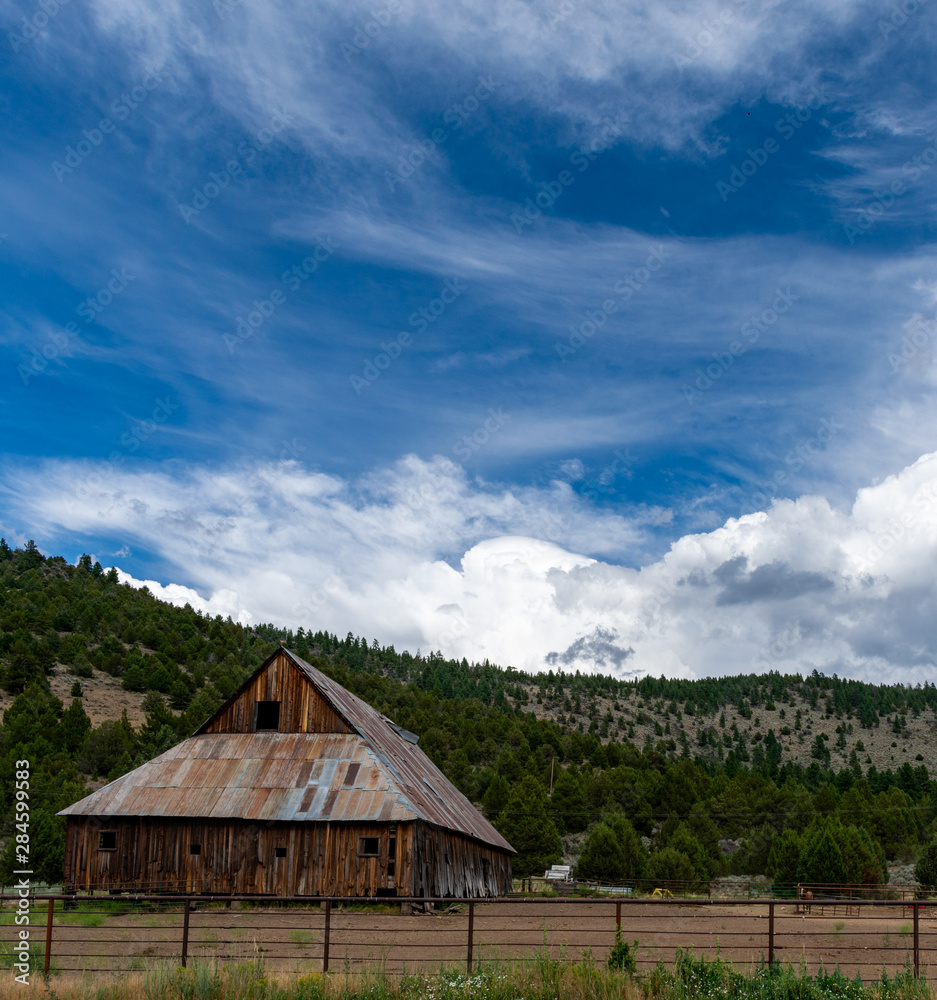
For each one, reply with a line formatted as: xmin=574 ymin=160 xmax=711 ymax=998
xmin=2 ymin=894 xmax=936 ymax=982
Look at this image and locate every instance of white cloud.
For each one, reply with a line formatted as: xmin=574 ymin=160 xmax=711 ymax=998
xmin=9 ymin=449 xmax=937 ymax=683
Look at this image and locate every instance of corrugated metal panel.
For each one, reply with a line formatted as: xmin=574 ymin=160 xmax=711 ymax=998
xmin=60 ymin=732 xmax=421 ymax=822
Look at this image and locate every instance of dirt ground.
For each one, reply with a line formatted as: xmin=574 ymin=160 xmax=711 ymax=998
xmin=5 ymin=899 xmax=935 ymax=982
xmin=0 ymin=663 xmax=147 ymax=727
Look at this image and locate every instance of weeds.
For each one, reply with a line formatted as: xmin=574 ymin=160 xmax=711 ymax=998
xmin=0 ymin=949 xmax=932 ymax=1000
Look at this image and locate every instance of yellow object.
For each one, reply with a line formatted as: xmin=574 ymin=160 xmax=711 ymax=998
xmin=651 ymin=887 xmax=673 ymax=897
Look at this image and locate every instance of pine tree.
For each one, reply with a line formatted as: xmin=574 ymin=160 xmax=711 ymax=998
xmin=496 ymin=775 xmax=562 ymax=878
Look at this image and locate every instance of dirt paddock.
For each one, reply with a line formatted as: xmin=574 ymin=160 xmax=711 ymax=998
xmin=3 ymin=899 xmax=935 ymax=982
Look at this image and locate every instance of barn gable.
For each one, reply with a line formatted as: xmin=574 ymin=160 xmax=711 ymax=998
xmin=197 ymin=649 xmax=352 ymax=735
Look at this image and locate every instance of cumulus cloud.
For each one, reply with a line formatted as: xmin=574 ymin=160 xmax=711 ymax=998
xmin=7 ymin=449 xmax=937 ymax=683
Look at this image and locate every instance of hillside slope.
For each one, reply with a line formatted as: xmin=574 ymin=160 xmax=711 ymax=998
xmin=2 ymin=539 xmax=936 ymax=887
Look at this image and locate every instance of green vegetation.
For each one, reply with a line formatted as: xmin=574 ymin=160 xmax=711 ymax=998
xmin=13 ymin=954 xmax=934 ymax=1000
xmin=3 ymin=540 xmax=937 ymax=887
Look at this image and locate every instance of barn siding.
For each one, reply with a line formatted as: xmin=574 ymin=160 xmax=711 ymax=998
xmin=409 ymin=823 xmax=512 ymax=898
xmin=204 ymin=653 xmax=352 ymax=735
xmin=63 ymin=818 xmax=415 ymax=896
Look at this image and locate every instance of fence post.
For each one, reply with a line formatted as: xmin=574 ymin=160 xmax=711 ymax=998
xmin=768 ymin=902 xmax=774 ymax=969
xmin=467 ymin=901 xmax=475 ymax=973
xmin=913 ymin=903 xmax=920 ymax=978
xmin=323 ymin=900 xmax=331 ymax=973
xmin=181 ymin=899 xmax=190 ymax=968
xmin=44 ymin=899 xmax=54 ymax=976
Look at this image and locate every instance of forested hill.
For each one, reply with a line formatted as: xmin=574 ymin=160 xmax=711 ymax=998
xmin=3 ymin=539 xmax=937 ymax=889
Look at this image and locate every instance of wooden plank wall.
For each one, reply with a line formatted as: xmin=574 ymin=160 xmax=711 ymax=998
xmin=63 ymin=819 xmax=413 ymax=897
xmin=410 ymin=823 xmax=513 ymax=897
xmin=204 ymin=652 xmax=352 ymax=735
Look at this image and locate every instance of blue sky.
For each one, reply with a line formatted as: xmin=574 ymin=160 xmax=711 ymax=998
xmin=3 ymin=0 xmax=937 ymax=681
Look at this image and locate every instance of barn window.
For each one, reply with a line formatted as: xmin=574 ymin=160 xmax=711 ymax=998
xmin=388 ymin=833 xmax=396 ymax=879
xmin=275 ymin=847 xmax=287 ymax=858
xmin=190 ymin=844 xmax=201 ymax=856
xmin=255 ymin=701 xmax=280 ymax=730
xmin=358 ymin=837 xmax=380 ymax=856
xmin=98 ymin=831 xmax=117 ymax=851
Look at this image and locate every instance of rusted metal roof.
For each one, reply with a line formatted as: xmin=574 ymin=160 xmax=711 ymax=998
xmin=60 ymin=648 xmax=514 ymax=854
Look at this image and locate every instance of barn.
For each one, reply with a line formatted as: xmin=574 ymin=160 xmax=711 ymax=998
xmin=59 ymin=646 xmax=514 ymax=897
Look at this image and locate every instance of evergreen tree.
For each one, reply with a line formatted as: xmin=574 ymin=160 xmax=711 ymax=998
xmin=798 ymin=825 xmax=847 ymax=885
xmin=481 ymin=772 xmax=510 ymax=820
xmin=550 ymin=767 xmax=589 ymax=833
xmin=646 ymin=845 xmax=697 ymax=883
xmin=914 ymin=837 xmax=937 ymax=891
xmin=575 ymin=822 xmax=627 ymax=882
xmin=496 ymin=775 xmax=562 ymax=878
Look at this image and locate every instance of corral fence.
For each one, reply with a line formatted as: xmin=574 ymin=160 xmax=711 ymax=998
xmin=517 ymin=877 xmax=926 ymax=901
xmin=3 ymin=894 xmax=937 ymax=983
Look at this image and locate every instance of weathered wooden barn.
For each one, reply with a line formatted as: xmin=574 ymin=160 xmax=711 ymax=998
xmin=59 ymin=647 xmax=514 ymax=897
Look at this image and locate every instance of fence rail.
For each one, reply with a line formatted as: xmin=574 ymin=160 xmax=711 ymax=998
xmin=3 ymin=894 xmax=937 ymax=982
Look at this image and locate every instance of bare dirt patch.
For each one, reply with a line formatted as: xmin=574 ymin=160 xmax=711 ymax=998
xmin=7 ymin=899 xmax=935 ymax=982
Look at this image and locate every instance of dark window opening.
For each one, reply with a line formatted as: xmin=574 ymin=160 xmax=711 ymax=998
xmin=275 ymin=846 xmax=287 ymax=858
xmin=190 ymin=844 xmax=201 ymax=856
xmin=387 ymin=861 xmax=396 ymax=877
xmin=359 ymin=836 xmax=380 ymax=856
xmin=388 ymin=835 xmax=396 ymax=878
xmin=444 ymin=853 xmax=450 ymax=865
xmin=98 ymin=831 xmax=117 ymax=851
xmin=481 ymin=858 xmax=490 ymax=885
xmin=255 ymin=701 xmax=280 ymax=730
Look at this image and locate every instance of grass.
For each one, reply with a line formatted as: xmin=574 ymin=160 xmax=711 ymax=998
xmin=6 ymin=950 xmax=934 ymax=1000
xmin=59 ymin=911 xmax=106 ymax=927
xmin=289 ymin=929 xmax=315 ymax=947
xmin=900 ymin=924 xmax=913 ymax=938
